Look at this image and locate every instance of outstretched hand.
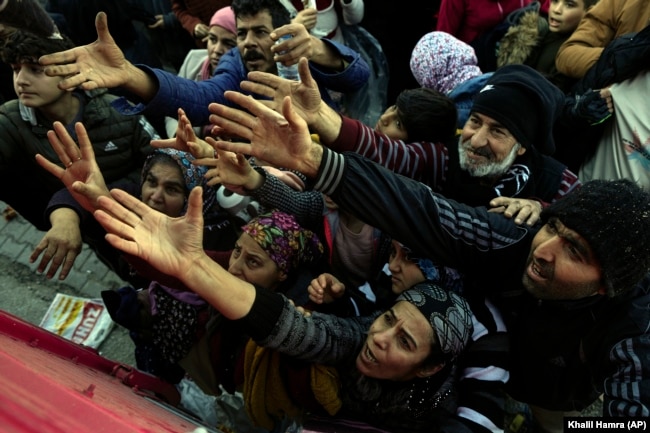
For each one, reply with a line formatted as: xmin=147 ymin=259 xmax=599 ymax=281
xmin=308 ymin=272 xmax=346 ymax=304
xmin=39 ymin=12 xmax=132 ymax=91
xmin=36 ymin=121 xmax=111 ymax=213
xmin=208 ymin=90 xmax=322 ymax=178
xmin=241 ymin=57 xmax=322 ymax=124
xmin=195 ymin=144 xmax=260 ymax=190
xmin=95 ymin=187 xmax=205 ymax=280
xmin=152 ymin=108 xmax=214 ymax=158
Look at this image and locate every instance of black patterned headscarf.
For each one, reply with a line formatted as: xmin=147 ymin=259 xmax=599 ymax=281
xmin=396 ymin=284 xmax=472 ymax=362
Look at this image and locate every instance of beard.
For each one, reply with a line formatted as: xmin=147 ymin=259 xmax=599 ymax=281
xmin=457 ymin=136 xmax=522 ymax=179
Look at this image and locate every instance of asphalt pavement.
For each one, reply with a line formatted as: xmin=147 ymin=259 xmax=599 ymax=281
xmin=0 ymin=200 xmax=135 ymax=365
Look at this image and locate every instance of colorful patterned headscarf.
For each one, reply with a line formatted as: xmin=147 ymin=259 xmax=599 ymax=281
xmin=140 ymin=148 xmax=218 ymax=217
xmin=241 ymin=210 xmax=324 ymax=274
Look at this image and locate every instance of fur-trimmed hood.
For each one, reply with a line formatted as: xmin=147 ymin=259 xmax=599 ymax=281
xmin=497 ymin=3 xmax=547 ymax=67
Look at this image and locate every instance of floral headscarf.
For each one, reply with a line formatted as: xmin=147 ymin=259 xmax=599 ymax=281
xmin=410 ymin=31 xmax=483 ymax=95
xmin=241 ymin=210 xmax=324 ymax=274
xmin=140 ymin=148 xmax=218 ymax=217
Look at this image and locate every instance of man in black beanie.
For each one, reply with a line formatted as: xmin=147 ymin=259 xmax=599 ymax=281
xmin=235 ymin=62 xmax=584 ymax=227
xmin=185 ymin=93 xmax=650 ymax=433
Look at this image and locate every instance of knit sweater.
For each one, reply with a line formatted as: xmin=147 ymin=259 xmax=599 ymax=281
xmin=328 ymin=116 xmax=581 ymax=206
xmin=237 ymin=284 xmax=510 ymax=432
xmin=311 ymin=147 xmax=650 ymax=417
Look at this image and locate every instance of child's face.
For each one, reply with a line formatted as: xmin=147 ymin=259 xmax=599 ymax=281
xmin=548 ymin=0 xmax=587 ymax=34
xmin=375 ymin=105 xmax=408 ymax=141
xmin=12 ymin=61 xmax=66 ymax=108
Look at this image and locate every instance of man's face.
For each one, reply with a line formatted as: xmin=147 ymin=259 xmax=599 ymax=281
xmin=458 ymin=112 xmax=527 ymax=178
xmin=235 ymin=11 xmax=277 ymax=74
xmin=12 ymin=61 xmax=66 ymax=109
xmin=522 ymin=217 xmax=605 ymax=300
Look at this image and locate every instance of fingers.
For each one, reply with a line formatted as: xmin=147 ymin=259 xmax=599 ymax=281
xmin=35 ymin=153 xmax=64 ymax=178
xmin=212 ymin=140 xmax=253 ymax=158
xmin=46 ymin=121 xmax=82 ymax=167
xmin=240 ymin=80 xmax=276 ymax=100
xmin=223 ymin=91 xmax=283 ymax=121
xmin=490 ymin=198 xmax=542 ymax=226
xmin=74 ymin=122 xmax=96 ymax=161
xmin=151 ymin=137 xmax=178 ymax=149
xmin=95 ymin=11 xmax=116 ymax=44
xmin=297 ymin=57 xmax=314 ymax=85
xmin=208 ymin=102 xmax=257 ymax=139
xmin=30 ymin=238 xmax=79 ymax=280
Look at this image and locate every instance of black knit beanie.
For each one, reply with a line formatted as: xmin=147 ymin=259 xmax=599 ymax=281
xmin=471 ymin=64 xmax=565 ymax=155
xmin=541 ymin=179 xmax=650 ymax=296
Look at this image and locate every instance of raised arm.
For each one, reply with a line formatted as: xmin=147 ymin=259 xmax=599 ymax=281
xmin=39 ymin=12 xmax=158 ymax=100
xmin=95 ymin=187 xmax=256 ymax=319
xmin=208 ymin=90 xmax=323 ymax=177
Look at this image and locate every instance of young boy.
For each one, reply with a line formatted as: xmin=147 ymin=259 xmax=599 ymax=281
xmin=497 ymin=0 xmax=599 ymax=92
xmin=0 ymin=29 xmax=158 ymax=279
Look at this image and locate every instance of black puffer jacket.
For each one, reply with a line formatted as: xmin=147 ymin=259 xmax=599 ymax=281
xmin=0 ymin=88 xmax=156 ymax=229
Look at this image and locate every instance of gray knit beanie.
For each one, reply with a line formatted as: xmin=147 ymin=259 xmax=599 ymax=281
xmin=541 ymin=179 xmax=650 ymax=296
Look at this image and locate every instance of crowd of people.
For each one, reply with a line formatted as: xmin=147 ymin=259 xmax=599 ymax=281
xmin=1 ymin=0 xmax=649 ymax=432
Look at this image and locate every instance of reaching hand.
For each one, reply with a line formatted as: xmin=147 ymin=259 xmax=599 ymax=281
xmin=195 ymin=144 xmax=261 ymax=190
xmin=39 ymin=12 xmax=134 ymax=91
xmin=292 ymin=8 xmax=318 ymax=31
xmin=152 ymin=108 xmax=214 ymax=158
xmin=208 ymin=90 xmax=322 ymax=178
xmin=308 ymin=273 xmax=346 ymax=304
xmin=271 ymin=23 xmax=315 ymax=67
xmin=36 ymin=121 xmax=111 ymax=213
xmin=30 ymin=208 xmax=82 ymax=280
xmin=488 ymin=197 xmax=543 ymax=226
xmin=94 ymin=187 xmax=206 ymax=281
xmin=241 ymin=57 xmax=323 ymax=125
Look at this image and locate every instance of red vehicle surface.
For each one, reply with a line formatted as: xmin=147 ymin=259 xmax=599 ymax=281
xmin=0 ymin=310 xmax=221 ymax=433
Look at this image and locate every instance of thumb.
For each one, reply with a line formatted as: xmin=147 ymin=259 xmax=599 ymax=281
xmin=95 ymin=12 xmax=116 ymax=45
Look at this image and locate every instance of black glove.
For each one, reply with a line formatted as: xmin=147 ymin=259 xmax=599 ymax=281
xmin=571 ymin=88 xmax=612 ymax=125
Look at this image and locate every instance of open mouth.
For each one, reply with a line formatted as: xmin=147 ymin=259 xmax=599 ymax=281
xmin=528 ymin=260 xmax=548 ymax=281
xmin=364 ymin=344 xmax=377 ymax=364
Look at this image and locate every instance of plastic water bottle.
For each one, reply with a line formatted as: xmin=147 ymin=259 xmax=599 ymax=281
xmin=275 ymin=35 xmax=300 ymax=81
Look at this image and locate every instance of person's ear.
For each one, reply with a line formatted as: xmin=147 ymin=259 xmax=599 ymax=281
xmin=278 ymin=270 xmax=288 ymax=282
xmin=516 ymin=144 xmax=527 ymax=156
xmin=416 ymin=363 xmax=445 ymax=378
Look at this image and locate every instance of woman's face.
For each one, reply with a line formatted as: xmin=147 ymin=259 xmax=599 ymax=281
xmin=388 ymin=240 xmax=426 ymax=294
xmin=228 ymin=233 xmax=287 ymax=290
xmin=141 ymin=161 xmax=186 ymax=217
xmin=356 ymin=301 xmax=435 ymax=381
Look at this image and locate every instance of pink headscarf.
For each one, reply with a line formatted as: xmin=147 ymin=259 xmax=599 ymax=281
xmin=210 ymin=6 xmax=236 ymax=35
xmin=410 ymin=31 xmax=483 ymax=95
